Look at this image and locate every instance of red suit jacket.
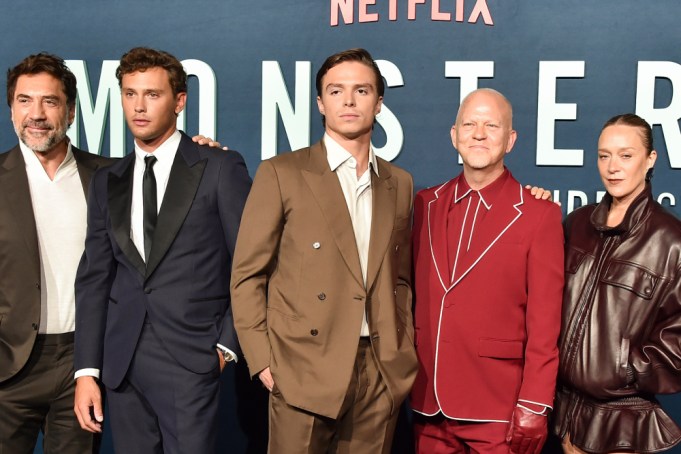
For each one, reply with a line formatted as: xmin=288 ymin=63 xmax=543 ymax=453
xmin=411 ymin=170 xmax=564 ymax=422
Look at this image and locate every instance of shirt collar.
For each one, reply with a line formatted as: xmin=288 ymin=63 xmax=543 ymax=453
xmin=134 ymin=130 xmax=181 ymax=164
xmin=19 ymin=139 xmax=75 ymax=172
xmin=454 ymin=168 xmax=509 ymax=210
xmin=324 ymin=133 xmax=379 ymax=177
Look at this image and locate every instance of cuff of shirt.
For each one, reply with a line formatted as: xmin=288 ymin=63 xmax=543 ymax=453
xmin=74 ymin=368 xmax=100 ymax=380
xmin=216 ymin=344 xmax=238 ymax=363
xmin=517 ymin=400 xmax=550 ymax=415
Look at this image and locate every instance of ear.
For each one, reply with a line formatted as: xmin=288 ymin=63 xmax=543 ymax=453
xmin=316 ymin=95 xmax=324 ymax=116
xmin=174 ymin=92 xmax=187 ymax=115
xmin=68 ymin=104 xmax=76 ymax=127
xmin=375 ymin=96 xmax=383 ymax=116
xmin=450 ymin=125 xmax=457 ymax=147
xmin=505 ymin=129 xmax=517 ymax=154
xmin=648 ymin=149 xmax=658 ymax=169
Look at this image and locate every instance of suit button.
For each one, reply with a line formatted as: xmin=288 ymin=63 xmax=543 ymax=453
xmin=312 ymin=242 xmax=321 ymax=249
xmin=317 ymin=293 xmax=326 ymax=301
xmin=310 ymin=329 xmax=318 ymax=336
xmin=144 ymin=288 xmax=152 ymax=294
xmin=35 ymin=283 xmax=40 ymax=289
xmin=395 ymin=245 xmax=399 ymax=253
xmin=31 ymin=323 xmax=38 ymax=330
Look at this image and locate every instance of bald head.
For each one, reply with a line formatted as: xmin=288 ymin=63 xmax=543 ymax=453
xmin=456 ymin=88 xmax=513 ymax=129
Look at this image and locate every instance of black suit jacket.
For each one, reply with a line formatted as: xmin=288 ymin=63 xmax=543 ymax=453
xmin=0 ymin=145 xmax=112 ymax=383
xmin=74 ymin=132 xmax=251 ymax=389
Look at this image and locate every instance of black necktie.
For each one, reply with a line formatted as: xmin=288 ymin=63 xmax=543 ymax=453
xmin=143 ymin=155 xmax=158 ymax=263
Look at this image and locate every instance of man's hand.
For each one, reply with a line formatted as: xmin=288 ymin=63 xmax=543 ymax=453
xmin=191 ymin=135 xmax=228 ymax=150
xmin=74 ymin=376 xmax=103 ymax=433
xmin=505 ymin=406 xmax=547 ymax=454
xmin=217 ymin=348 xmax=227 ymax=372
xmin=524 ymin=185 xmax=554 ymax=202
xmin=259 ymin=367 xmax=275 ymax=392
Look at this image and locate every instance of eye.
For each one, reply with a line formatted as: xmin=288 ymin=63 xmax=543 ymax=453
xmin=487 ymin=123 xmax=500 ymax=129
xmin=45 ymin=99 xmax=57 ymax=106
xmin=357 ymin=88 xmax=368 ymax=95
xmin=598 ymin=154 xmax=609 ymax=160
xmin=148 ymin=92 xmax=159 ymax=98
xmin=329 ymin=89 xmax=340 ymax=96
xmin=621 ymin=154 xmax=632 ymax=159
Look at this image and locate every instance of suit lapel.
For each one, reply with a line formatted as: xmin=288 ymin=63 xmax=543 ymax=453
xmin=0 ymin=146 xmax=40 ymax=266
xmin=365 ymin=161 xmax=395 ymax=291
xmin=301 ymin=142 xmax=364 ymax=288
xmin=145 ymin=134 xmax=205 ymax=279
xmin=72 ymin=147 xmax=100 ymax=196
xmin=107 ymin=153 xmax=146 ymax=277
xmin=426 ymin=179 xmax=457 ymax=291
xmin=448 ymin=176 xmax=523 ymax=290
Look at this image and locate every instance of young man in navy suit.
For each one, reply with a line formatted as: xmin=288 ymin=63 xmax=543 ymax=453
xmin=73 ymin=47 xmax=251 ymax=453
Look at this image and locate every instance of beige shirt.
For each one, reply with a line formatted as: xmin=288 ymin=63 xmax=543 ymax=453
xmin=324 ymin=133 xmax=378 ymax=338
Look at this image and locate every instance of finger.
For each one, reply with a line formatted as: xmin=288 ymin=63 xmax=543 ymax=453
xmin=92 ymin=394 xmax=104 ymax=423
xmin=74 ymin=403 xmax=90 ymax=432
xmin=77 ymin=403 xmax=101 ymax=433
xmin=509 ymin=434 xmax=523 ymax=454
xmin=505 ymin=422 xmax=513 ymax=443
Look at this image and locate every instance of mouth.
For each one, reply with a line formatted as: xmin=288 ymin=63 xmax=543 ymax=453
xmin=606 ymin=179 xmax=624 ymax=185
xmin=132 ymin=118 xmax=150 ymax=126
xmin=24 ymin=122 xmax=52 ymax=133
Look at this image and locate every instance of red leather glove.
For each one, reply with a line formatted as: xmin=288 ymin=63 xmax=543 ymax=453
xmin=505 ymin=406 xmax=548 ymax=454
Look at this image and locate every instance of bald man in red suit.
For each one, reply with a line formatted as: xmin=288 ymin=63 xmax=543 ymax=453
xmin=410 ymin=89 xmax=564 ymax=454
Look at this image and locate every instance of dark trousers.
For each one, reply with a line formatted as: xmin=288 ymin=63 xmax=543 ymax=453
xmin=106 ymin=321 xmax=220 ymax=454
xmin=0 ymin=332 xmax=97 ymax=454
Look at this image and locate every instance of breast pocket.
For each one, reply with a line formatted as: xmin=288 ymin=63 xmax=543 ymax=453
xmin=601 ymin=260 xmax=659 ymax=300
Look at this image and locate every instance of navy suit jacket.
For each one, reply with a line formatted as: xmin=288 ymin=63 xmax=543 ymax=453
xmin=75 ymin=132 xmax=251 ymax=389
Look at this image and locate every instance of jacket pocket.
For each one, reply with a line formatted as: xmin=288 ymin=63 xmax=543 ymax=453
xmin=601 ymin=261 xmax=659 ymax=300
xmin=478 ymin=338 xmax=524 ymax=359
xmin=565 ymin=247 xmax=587 ymax=274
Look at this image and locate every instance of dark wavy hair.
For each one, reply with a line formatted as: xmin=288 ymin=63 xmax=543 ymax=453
xmin=116 ymin=47 xmax=187 ymax=95
xmin=6 ymin=52 xmax=77 ymax=108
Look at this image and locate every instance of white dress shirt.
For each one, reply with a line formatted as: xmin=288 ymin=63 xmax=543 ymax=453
xmin=21 ymin=141 xmax=86 ymax=335
xmin=130 ymin=131 xmax=181 ymax=261
xmin=324 ymin=133 xmax=378 ymax=338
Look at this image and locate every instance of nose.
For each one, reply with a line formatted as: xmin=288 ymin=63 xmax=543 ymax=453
xmin=607 ymin=156 xmax=619 ymax=174
xmin=343 ymin=92 xmax=355 ymax=107
xmin=28 ymin=101 xmax=46 ymax=120
xmin=472 ymin=123 xmax=486 ymax=140
xmin=134 ymin=97 xmax=146 ymax=113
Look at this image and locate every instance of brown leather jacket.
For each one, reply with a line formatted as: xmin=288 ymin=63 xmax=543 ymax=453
xmin=552 ymin=185 xmax=681 ymax=453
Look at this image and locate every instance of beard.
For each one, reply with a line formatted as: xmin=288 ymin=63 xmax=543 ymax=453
xmin=16 ymin=119 xmax=68 ymax=153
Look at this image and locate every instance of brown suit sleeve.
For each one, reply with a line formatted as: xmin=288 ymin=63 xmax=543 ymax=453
xmin=230 ymin=160 xmax=284 ymax=378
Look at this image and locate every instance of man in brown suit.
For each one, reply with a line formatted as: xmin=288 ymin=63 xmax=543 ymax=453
xmin=231 ymin=48 xmax=418 ymax=453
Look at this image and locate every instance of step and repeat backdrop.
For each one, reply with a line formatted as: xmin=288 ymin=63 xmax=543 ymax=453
xmin=1 ymin=1 xmax=679 ymax=453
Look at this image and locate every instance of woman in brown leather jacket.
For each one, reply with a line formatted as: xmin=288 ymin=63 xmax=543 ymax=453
xmin=552 ymin=114 xmax=681 ymax=453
